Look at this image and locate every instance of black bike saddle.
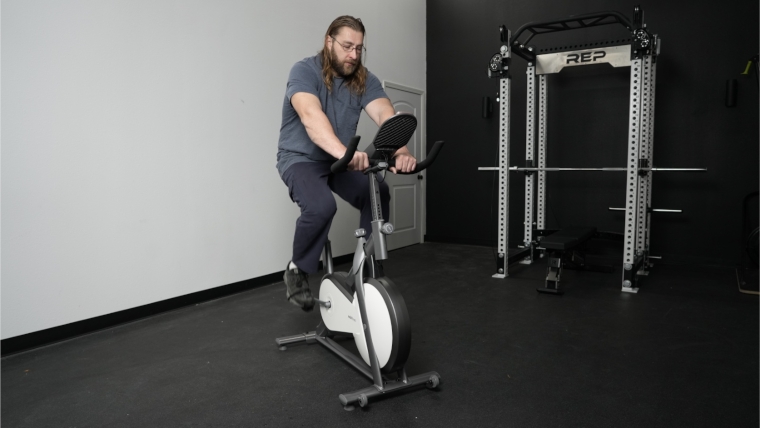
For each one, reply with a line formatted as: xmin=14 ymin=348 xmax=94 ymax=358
xmin=368 ymin=112 xmax=417 ymax=159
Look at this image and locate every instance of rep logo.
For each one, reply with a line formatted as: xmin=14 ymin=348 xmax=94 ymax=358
xmin=567 ymin=51 xmax=607 ymax=64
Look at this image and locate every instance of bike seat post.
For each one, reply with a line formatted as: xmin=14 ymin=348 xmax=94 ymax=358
xmin=323 ymin=240 xmax=334 ymax=275
xmin=368 ymin=169 xmax=389 ymax=261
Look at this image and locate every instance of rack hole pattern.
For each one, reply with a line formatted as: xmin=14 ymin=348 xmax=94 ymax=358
xmin=499 ymin=78 xmax=511 ymax=256
xmin=624 ymin=59 xmax=643 ymax=264
xmin=537 ymin=75 xmax=548 ymax=230
xmin=525 ymin=67 xmax=536 ymax=242
xmin=538 ymin=39 xmax=633 ymax=53
xmin=637 ymin=56 xmax=653 ymax=255
xmin=644 ymin=59 xmax=658 ymax=250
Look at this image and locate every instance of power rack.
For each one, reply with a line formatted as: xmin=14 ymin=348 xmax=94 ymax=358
xmin=479 ymin=6 xmax=705 ymax=293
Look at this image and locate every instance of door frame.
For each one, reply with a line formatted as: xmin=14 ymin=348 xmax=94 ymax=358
xmin=382 ymin=81 xmax=426 ymax=244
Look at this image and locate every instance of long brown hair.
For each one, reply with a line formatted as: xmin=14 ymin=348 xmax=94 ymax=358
xmin=320 ymin=16 xmax=367 ymax=95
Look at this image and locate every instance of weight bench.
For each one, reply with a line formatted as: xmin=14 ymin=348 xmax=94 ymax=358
xmin=538 ymin=227 xmax=613 ymax=295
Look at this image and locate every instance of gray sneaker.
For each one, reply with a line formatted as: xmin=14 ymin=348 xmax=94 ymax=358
xmin=284 ymin=263 xmax=315 ymax=312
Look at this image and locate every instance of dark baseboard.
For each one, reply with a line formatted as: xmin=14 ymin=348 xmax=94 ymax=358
xmin=1 ymin=255 xmax=353 ymax=357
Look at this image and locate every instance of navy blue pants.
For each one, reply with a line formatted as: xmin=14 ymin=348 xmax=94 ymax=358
xmin=281 ymin=161 xmax=390 ymax=274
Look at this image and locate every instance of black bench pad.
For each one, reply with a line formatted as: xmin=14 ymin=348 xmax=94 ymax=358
xmin=541 ymin=227 xmax=596 ymax=251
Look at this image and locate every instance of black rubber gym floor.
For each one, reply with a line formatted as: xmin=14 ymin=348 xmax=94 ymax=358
xmin=2 ymin=242 xmax=758 ymax=427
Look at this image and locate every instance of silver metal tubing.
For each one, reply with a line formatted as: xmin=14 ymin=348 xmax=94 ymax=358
xmin=371 ymin=220 xmax=389 ymax=261
xmin=368 ymin=170 xmax=384 ymax=222
xmin=275 ymin=331 xmax=317 ymax=347
xmin=323 ymin=241 xmax=334 ymax=275
xmin=524 ymin=65 xmax=537 ymax=247
xmin=508 ymin=166 xmax=706 ymax=172
xmin=353 ymin=258 xmax=384 ymax=388
xmin=338 ymin=371 xmax=441 ymax=407
xmin=314 ymin=299 xmax=332 ymax=309
xmin=609 ymin=207 xmax=682 ymax=213
xmin=647 ymin=168 xmax=706 ymax=172
xmin=315 ymin=335 xmax=374 ymax=380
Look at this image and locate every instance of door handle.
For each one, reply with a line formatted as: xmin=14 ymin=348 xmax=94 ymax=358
xmin=417 ymin=175 xmax=423 ymax=180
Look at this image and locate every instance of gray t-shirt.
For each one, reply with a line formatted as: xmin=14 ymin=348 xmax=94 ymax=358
xmin=276 ymin=55 xmax=388 ymax=177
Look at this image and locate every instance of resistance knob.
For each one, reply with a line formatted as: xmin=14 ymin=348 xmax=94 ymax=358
xmin=381 ymin=223 xmax=394 ymax=235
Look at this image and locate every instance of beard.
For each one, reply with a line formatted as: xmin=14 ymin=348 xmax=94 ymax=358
xmin=329 ymin=44 xmax=359 ymax=77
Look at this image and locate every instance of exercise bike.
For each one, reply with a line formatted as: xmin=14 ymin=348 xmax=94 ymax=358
xmin=275 ymin=113 xmax=444 ymax=410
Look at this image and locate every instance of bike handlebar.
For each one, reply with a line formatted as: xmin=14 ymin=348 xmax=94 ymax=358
xmin=388 ymin=141 xmax=445 ymax=174
xmin=330 ymin=138 xmax=445 ymax=175
xmin=330 ymin=136 xmax=361 ymax=173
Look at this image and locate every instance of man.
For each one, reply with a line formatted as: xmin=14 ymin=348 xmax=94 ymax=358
xmin=276 ymin=16 xmax=417 ymax=311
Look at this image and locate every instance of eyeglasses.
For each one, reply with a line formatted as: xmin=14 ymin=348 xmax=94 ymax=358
xmin=330 ymin=36 xmax=366 ymax=55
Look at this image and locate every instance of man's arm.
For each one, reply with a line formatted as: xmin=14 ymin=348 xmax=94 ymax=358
xmin=291 ymin=92 xmax=368 ymax=171
xmin=365 ymin=97 xmax=417 ymax=173
xmin=364 ymin=97 xmax=396 ymax=126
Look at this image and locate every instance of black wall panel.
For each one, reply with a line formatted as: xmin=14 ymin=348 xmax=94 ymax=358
xmin=426 ymin=0 xmax=759 ymax=266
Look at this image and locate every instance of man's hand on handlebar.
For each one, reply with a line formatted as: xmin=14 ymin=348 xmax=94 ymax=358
xmin=347 ymin=151 xmax=369 ymax=171
xmin=390 ymin=152 xmax=417 ymax=174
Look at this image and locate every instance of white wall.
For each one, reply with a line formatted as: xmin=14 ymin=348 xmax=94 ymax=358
xmin=1 ymin=0 xmax=426 ymax=339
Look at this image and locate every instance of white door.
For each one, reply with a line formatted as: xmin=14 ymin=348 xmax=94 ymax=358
xmin=383 ymin=82 xmax=425 ymax=250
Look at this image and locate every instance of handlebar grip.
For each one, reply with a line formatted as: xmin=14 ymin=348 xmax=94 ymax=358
xmin=330 ymin=136 xmax=361 ymax=173
xmin=391 ymin=141 xmax=445 ymax=174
